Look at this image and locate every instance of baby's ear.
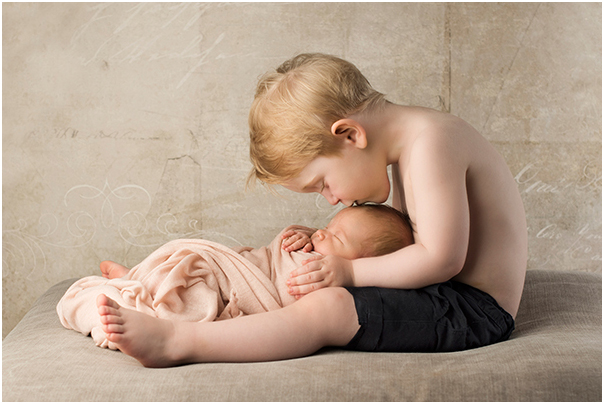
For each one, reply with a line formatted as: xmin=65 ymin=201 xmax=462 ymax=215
xmin=330 ymin=119 xmax=367 ymax=149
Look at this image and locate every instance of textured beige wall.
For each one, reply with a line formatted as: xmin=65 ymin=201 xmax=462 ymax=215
xmin=3 ymin=3 xmax=601 ymax=338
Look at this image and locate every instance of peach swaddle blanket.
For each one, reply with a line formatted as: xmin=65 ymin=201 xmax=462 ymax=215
xmin=56 ymin=226 xmax=318 ymax=349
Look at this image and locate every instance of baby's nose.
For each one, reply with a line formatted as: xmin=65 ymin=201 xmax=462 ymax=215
xmin=314 ymin=230 xmax=326 ymax=240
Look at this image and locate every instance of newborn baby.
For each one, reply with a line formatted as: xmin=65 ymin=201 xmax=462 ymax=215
xmin=58 ymin=204 xmax=413 ymax=349
xmin=102 ymin=204 xmax=413 ymax=279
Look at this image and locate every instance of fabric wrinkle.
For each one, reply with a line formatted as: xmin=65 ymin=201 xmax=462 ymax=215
xmin=56 ymin=227 xmax=316 ymax=349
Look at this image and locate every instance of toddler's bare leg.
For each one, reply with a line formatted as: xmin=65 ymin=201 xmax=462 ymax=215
xmin=100 ymin=260 xmax=130 ymax=279
xmin=96 ymin=287 xmax=359 ymax=367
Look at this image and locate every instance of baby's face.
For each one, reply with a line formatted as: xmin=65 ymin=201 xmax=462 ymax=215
xmin=311 ymin=208 xmax=374 ymax=259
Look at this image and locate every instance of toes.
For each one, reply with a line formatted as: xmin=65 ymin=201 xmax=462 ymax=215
xmin=100 ymin=261 xmax=111 ymax=276
xmin=96 ymin=293 xmax=121 ymax=309
xmin=102 ymin=322 xmax=124 ymax=334
xmin=99 ymin=314 xmax=124 ymax=326
xmin=97 ymin=294 xmax=124 ymax=320
xmin=96 ymin=293 xmax=109 ymax=307
xmin=105 ymin=331 xmax=124 ymax=343
xmin=98 ymin=303 xmax=118 ymax=315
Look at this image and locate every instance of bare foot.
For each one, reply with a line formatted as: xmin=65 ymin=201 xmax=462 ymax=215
xmin=100 ymin=261 xmax=130 ymax=279
xmin=96 ymin=294 xmax=182 ymax=367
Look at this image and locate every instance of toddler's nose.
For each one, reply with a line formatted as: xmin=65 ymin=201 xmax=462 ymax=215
xmin=327 ymin=196 xmax=340 ymax=205
xmin=321 ymin=189 xmax=339 ymax=205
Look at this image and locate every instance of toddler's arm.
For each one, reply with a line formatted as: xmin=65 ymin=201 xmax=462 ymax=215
xmin=288 ymin=131 xmax=471 ymax=294
xmin=352 ymin=133 xmax=470 ymax=288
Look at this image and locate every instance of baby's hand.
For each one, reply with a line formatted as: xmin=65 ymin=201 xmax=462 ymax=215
xmin=282 ymin=229 xmax=314 ymax=253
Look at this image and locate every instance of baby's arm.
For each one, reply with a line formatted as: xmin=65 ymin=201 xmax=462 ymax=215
xmin=281 ymin=225 xmax=316 ymax=253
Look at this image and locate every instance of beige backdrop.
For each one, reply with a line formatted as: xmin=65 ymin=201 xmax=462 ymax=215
xmin=3 ymin=3 xmax=601 ymax=338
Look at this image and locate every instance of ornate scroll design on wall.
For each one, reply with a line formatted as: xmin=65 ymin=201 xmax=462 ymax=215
xmin=64 ymin=181 xmax=152 ymax=238
xmin=514 ymin=160 xmax=602 ymax=270
xmin=70 ymin=3 xmax=227 ymax=90
xmin=2 ymin=180 xmax=240 ymax=280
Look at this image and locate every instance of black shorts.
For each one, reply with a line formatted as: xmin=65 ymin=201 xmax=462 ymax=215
xmin=343 ymin=281 xmax=515 ymax=352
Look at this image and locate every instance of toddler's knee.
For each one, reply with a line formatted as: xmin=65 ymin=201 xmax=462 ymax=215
xmin=311 ymin=287 xmax=350 ymax=305
xmin=301 ymin=287 xmax=356 ymax=319
xmin=303 ymin=287 xmax=358 ymax=346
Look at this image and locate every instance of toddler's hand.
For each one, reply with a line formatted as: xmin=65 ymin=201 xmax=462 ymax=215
xmin=287 ymin=255 xmax=354 ymax=298
xmin=281 ymin=229 xmax=314 ymax=253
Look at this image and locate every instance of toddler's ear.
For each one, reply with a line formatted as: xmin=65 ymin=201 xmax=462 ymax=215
xmin=330 ymin=119 xmax=367 ymax=149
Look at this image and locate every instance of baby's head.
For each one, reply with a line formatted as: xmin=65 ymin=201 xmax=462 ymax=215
xmin=248 ymin=53 xmax=386 ymax=186
xmin=311 ymin=204 xmax=414 ymax=260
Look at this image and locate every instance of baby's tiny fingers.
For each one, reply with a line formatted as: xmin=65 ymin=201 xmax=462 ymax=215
xmin=292 ymin=238 xmax=311 ymax=250
xmin=282 ymin=234 xmax=302 ymax=249
xmin=282 ymin=230 xmax=296 ymax=239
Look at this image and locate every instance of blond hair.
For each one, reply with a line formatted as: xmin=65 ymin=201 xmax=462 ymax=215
xmin=248 ymin=53 xmax=386 ymax=186
xmin=353 ymin=204 xmax=414 ymax=257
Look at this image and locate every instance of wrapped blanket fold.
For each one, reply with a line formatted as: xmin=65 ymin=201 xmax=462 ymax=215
xmin=57 ymin=226 xmax=318 ymax=349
